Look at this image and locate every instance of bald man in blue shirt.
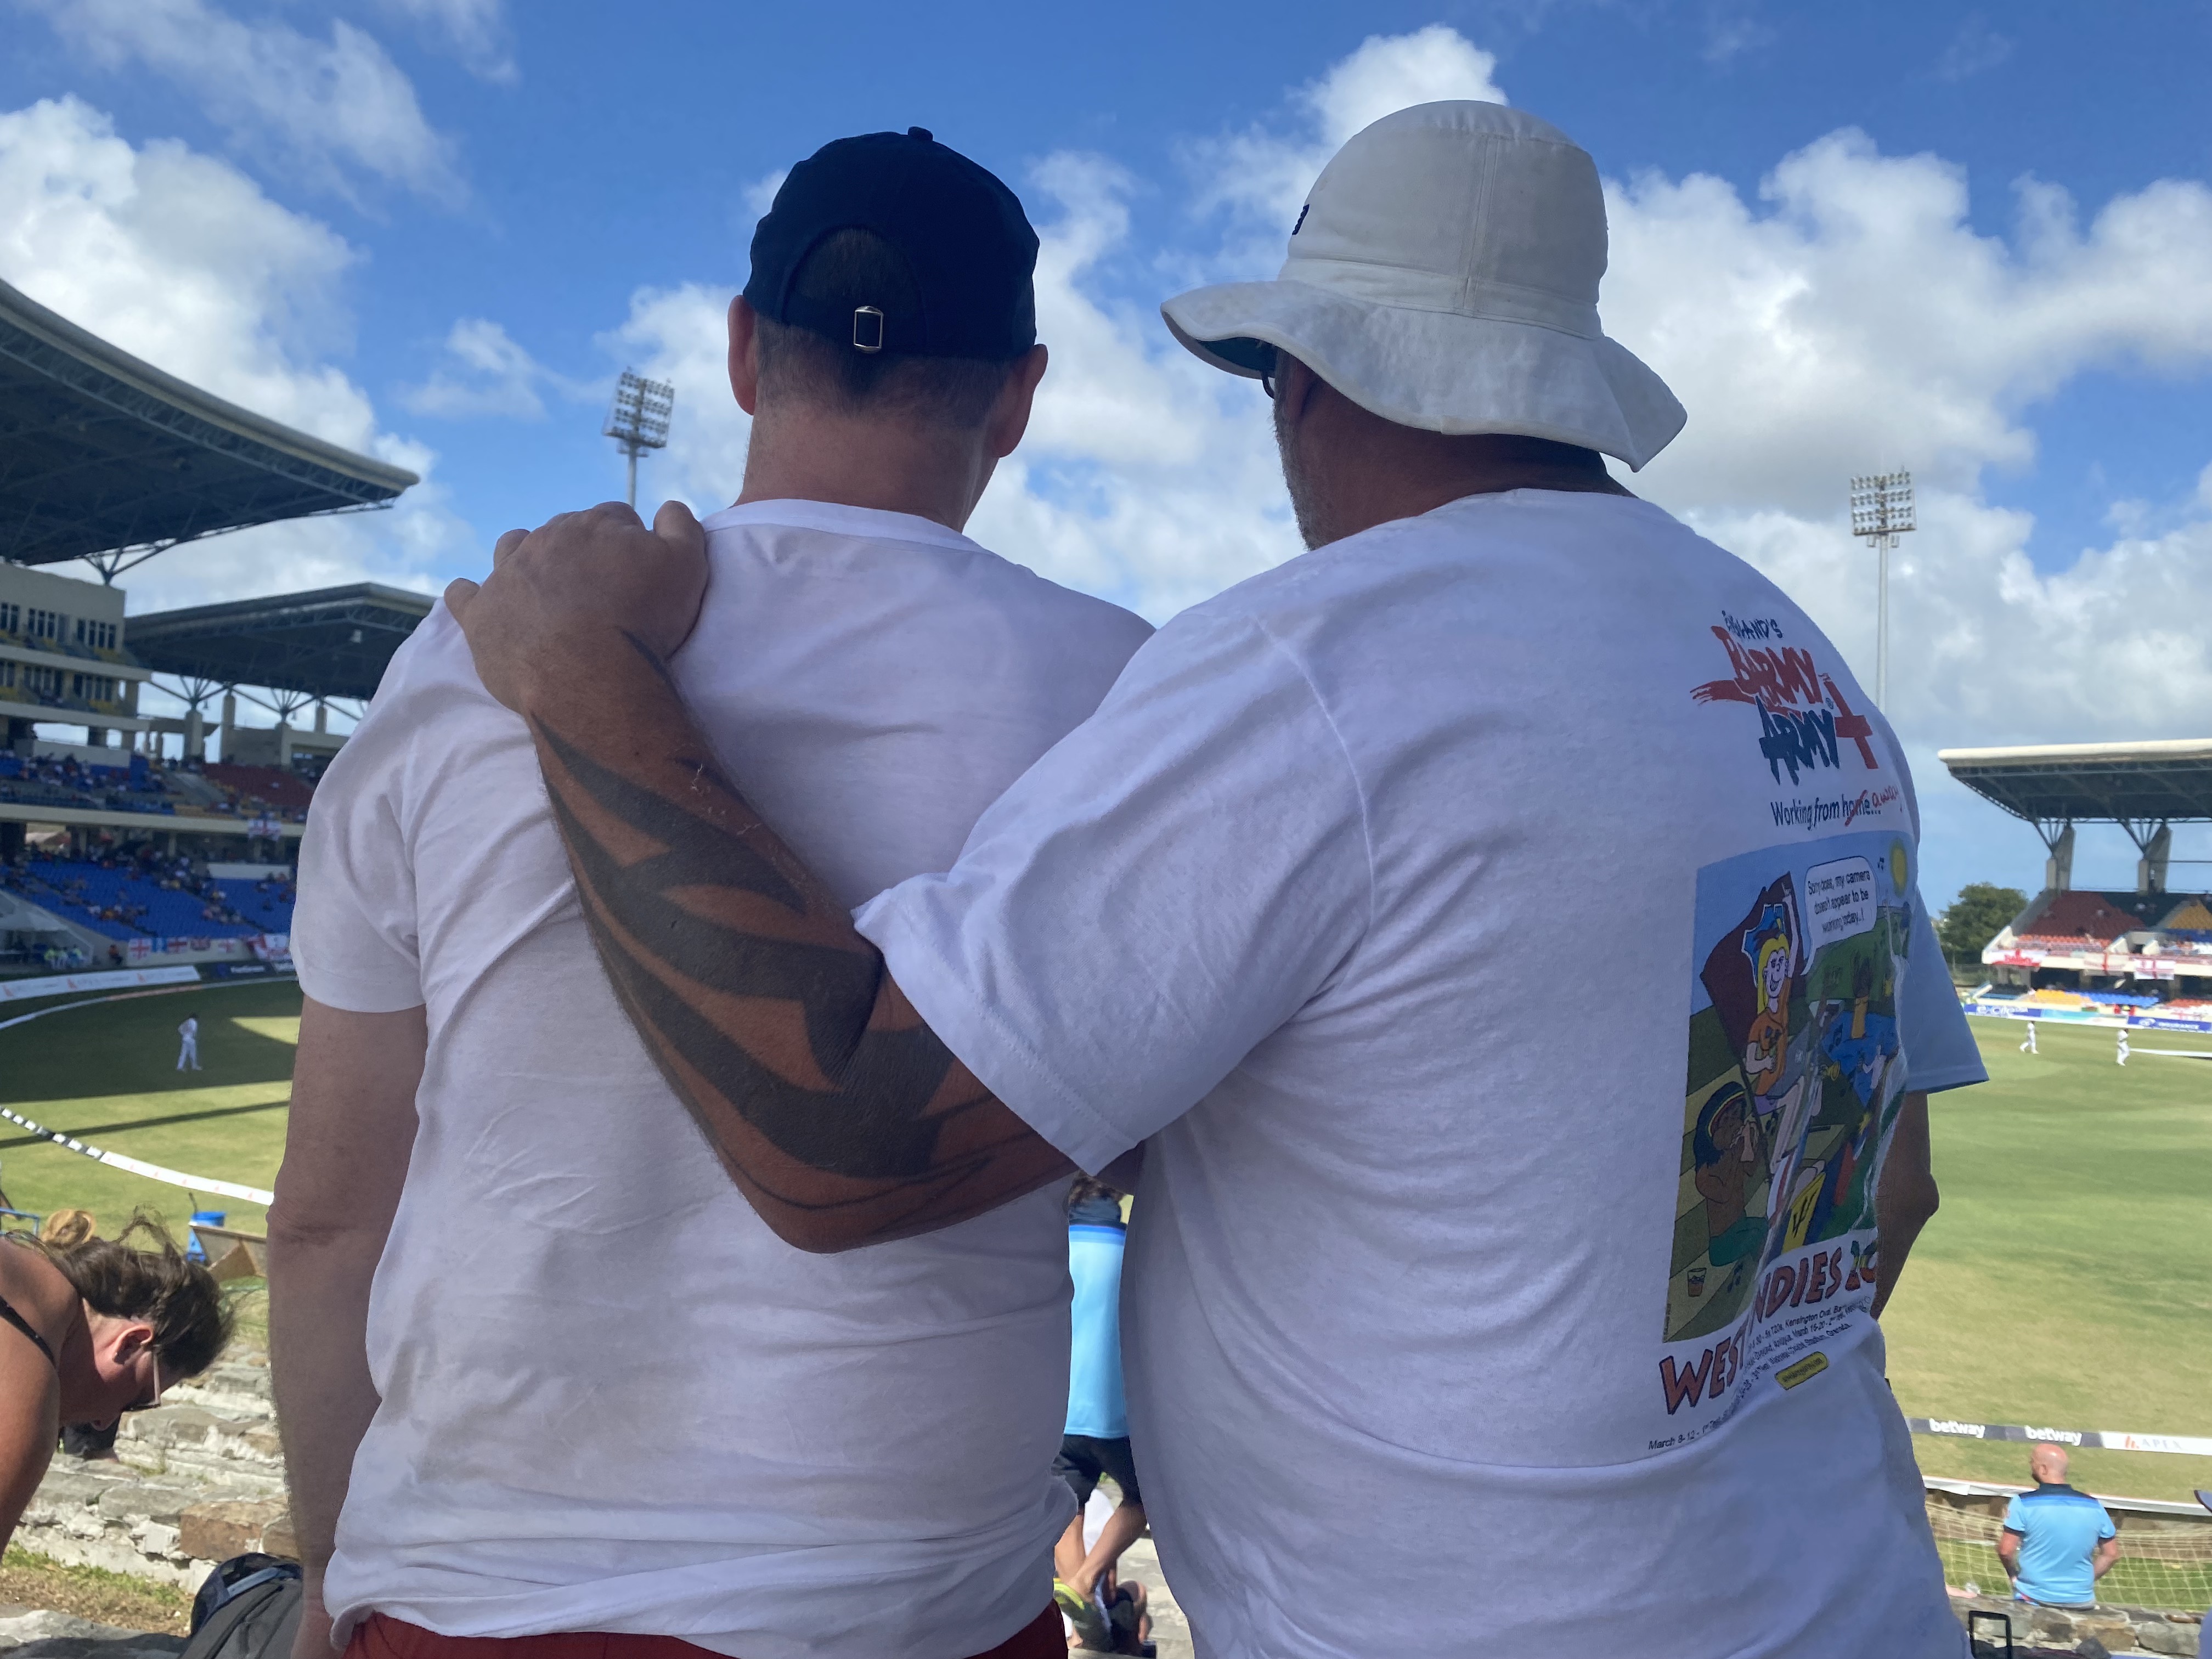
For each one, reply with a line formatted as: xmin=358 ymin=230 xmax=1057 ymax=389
xmin=2000 ymin=1444 xmax=2119 ymax=1607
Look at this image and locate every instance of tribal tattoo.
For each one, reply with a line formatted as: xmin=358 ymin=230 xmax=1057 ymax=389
xmin=524 ymin=634 xmax=1071 ymax=1251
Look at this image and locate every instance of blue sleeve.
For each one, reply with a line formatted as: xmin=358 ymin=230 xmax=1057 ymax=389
xmin=2097 ymin=1507 xmax=2116 ymax=1541
xmin=2002 ymin=1496 xmax=2026 ymax=1533
xmin=1900 ymin=890 xmax=1988 ymax=1094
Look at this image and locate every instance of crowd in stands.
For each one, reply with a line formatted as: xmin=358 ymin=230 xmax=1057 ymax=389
xmin=204 ymin=763 xmax=315 ymax=817
xmin=2001 ymin=890 xmax=2212 ymax=960
xmin=0 ymin=751 xmax=177 ymax=817
xmin=1979 ymin=984 xmax=2212 ymax=1024
xmin=0 ymin=753 xmax=317 ymax=825
xmin=0 ymin=847 xmax=296 ymax=945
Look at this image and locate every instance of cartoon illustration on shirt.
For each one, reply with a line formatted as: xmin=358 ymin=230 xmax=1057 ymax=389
xmin=1792 ymin=935 xmax=1903 ymax=1249
xmin=1690 ymin=1080 xmax=1769 ymax=1274
xmin=1670 ymin=874 xmax=1804 ymax=1344
xmin=1741 ymin=907 xmax=1795 ymax=1102
xmin=1658 ymin=832 xmax=1915 ymax=1436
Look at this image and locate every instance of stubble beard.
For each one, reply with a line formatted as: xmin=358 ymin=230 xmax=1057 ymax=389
xmin=1274 ymin=396 xmax=1328 ymax=551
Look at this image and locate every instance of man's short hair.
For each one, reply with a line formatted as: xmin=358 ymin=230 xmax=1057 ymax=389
xmin=755 ymin=228 xmax=1020 ymax=428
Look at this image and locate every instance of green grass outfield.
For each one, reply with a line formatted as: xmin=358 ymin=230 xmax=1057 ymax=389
xmin=3 ymin=983 xmax=2208 ymax=1511
xmin=0 ymin=978 xmax=301 ymax=1240
xmin=1883 ymin=1013 xmax=2212 ymax=1502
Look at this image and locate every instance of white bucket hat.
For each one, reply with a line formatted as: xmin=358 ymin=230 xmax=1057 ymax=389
xmin=1161 ymin=100 xmax=1685 ymax=470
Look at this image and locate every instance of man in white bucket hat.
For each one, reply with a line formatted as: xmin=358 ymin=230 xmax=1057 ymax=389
xmin=1163 ymin=100 xmax=1685 ymax=469
xmin=444 ymin=101 xmax=1987 ymax=1657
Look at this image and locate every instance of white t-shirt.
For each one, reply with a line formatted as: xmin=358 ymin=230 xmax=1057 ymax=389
xmin=857 ymin=490 xmax=1985 ymax=1659
xmin=292 ymin=498 xmax=1152 ymax=1659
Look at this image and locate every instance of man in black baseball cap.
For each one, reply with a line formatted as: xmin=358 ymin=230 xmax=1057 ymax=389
xmin=276 ymin=127 xmax=1150 ymax=1659
xmin=747 ymin=125 xmax=1038 ymax=362
xmin=688 ymin=125 xmax=1054 ymax=529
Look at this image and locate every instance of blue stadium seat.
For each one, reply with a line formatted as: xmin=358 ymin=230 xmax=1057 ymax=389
xmin=7 ymin=859 xmax=283 ymax=942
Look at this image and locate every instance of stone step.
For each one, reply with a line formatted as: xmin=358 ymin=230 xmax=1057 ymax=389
xmin=115 ymin=1406 xmax=284 ymax=1494
xmin=18 ymin=1462 xmax=293 ymax=1590
xmin=165 ymin=1358 xmax=274 ymax=1422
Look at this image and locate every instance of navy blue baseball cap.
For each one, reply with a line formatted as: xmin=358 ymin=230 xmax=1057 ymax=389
xmin=743 ymin=127 xmax=1039 ymax=361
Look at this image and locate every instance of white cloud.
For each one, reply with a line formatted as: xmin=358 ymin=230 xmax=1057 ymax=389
xmin=1937 ymin=13 xmax=2013 ymax=82
xmin=0 ymin=97 xmax=470 ymax=606
xmin=1187 ymin=25 xmax=1506 ymax=234
xmin=400 ymin=317 xmax=590 ymax=419
xmin=743 ymin=168 xmax=789 ymax=218
xmin=16 ymin=0 xmax=461 ymax=202
xmin=1606 ymin=133 xmax=2212 ymax=518
xmin=377 ymin=0 xmax=516 ymax=83
xmin=1599 ymin=129 xmax=2212 ymax=737
xmin=0 ymin=97 xmax=373 ymax=446
xmin=1700 ymin=4 xmax=1775 ymax=66
xmin=1302 ymin=24 xmax=1507 ymax=150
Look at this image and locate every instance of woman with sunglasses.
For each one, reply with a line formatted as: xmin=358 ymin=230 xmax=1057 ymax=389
xmin=1 ymin=1217 xmax=232 ymax=1551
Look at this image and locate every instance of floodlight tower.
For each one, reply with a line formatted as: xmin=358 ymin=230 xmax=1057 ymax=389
xmin=603 ymin=369 xmax=675 ymax=509
xmin=1848 ymin=470 xmax=1915 ymax=709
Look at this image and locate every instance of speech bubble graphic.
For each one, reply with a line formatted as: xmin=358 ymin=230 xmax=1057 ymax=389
xmin=1805 ymin=856 xmax=1875 ymax=944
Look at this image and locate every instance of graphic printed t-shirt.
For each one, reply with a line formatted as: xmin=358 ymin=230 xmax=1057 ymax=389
xmin=858 ymin=489 xmax=1987 ymax=1659
xmin=1065 ymin=1222 xmax=1128 ymax=1440
xmin=292 ymin=499 xmax=1152 ymax=1659
xmin=2004 ymin=1484 xmax=2116 ymax=1605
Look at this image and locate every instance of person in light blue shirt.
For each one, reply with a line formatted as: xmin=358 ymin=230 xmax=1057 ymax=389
xmin=1052 ymin=1178 xmax=1149 ymax=1651
xmin=2000 ymin=1444 xmax=2119 ymax=1606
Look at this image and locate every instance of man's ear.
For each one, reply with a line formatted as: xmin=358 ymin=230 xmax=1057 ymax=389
xmin=985 ymin=343 xmax=1050 ymax=461
xmin=728 ymin=296 xmax=763 ymax=416
xmin=1273 ymin=352 xmax=1323 ymax=427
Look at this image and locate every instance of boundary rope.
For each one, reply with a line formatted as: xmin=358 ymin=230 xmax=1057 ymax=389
xmin=0 ymin=1103 xmax=276 ymax=1206
xmin=0 ymin=971 xmax=294 ymax=1206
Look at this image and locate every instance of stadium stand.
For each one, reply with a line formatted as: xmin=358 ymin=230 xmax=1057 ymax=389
xmin=2007 ymin=891 xmax=2147 ymax=950
xmin=1977 ymin=889 xmax=2212 ymax=1005
xmin=0 ymin=748 xmax=319 ymax=823
xmin=2155 ymin=896 xmax=2212 ymax=937
xmin=4 ymin=275 xmax=420 ymax=896
xmin=0 ymin=752 xmax=178 ymax=816
xmin=202 ymin=763 xmax=314 ymax=819
xmin=1 ymin=274 xmax=416 ymax=577
xmin=0 ymin=850 xmax=293 ymax=946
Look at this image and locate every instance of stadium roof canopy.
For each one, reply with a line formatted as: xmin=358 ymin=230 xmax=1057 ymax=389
xmin=1938 ymin=740 xmax=2212 ymax=826
xmin=128 ymin=583 xmax=436 ymax=702
xmin=0 ymin=276 xmax=417 ymax=577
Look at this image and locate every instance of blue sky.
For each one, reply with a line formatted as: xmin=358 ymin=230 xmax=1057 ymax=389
xmin=4 ymin=0 xmax=2211 ymax=909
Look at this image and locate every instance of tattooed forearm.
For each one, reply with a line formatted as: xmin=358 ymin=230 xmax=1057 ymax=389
xmin=522 ymin=633 xmax=1071 ymax=1249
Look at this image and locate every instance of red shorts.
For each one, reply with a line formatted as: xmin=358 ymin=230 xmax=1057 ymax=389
xmin=345 ymin=1607 xmax=1063 ymax=1659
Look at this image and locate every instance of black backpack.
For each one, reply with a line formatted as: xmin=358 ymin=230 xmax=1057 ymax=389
xmin=184 ymin=1555 xmax=304 ymax=1659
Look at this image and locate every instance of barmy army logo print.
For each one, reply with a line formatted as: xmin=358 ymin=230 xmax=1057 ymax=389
xmin=1647 ymin=831 xmax=1916 ymax=1451
xmin=1691 ymin=613 xmax=1879 ymax=786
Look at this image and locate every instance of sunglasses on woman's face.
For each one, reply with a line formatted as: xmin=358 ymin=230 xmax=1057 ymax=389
xmin=123 ymin=1348 xmax=161 ymax=1414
